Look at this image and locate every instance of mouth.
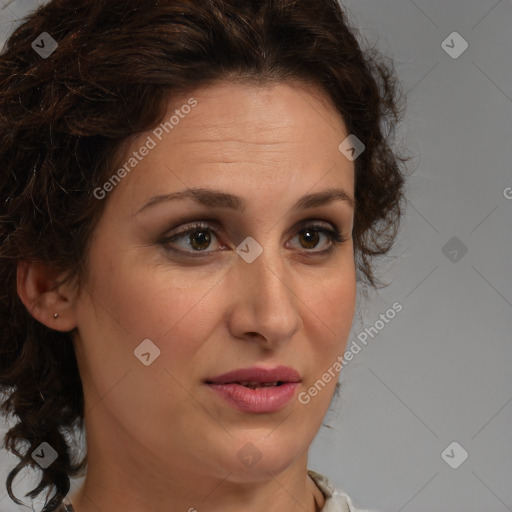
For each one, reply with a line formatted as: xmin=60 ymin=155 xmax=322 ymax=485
xmin=205 ymin=380 xmax=287 ymax=389
xmin=204 ymin=365 xmax=301 ymax=387
xmin=203 ymin=366 xmax=301 ymax=413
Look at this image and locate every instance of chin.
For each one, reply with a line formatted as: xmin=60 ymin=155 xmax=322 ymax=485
xmin=219 ymin=434 xmax=306 ymax=483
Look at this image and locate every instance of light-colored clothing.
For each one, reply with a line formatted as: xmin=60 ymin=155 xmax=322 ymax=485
xmin=308 ymin=469 xmax=374 ymax=512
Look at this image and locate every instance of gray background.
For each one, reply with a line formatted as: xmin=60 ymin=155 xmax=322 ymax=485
xmin=1 ymin=1 xmax=511 ymax=511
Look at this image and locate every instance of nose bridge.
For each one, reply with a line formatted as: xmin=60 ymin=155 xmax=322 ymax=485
xmin=240 ymin=237 xmax=287 ymax=302
xmin=232 ymin=235 xmax=302 ymax=341
xmin=248 ymin=244 xmax=286 ymax=294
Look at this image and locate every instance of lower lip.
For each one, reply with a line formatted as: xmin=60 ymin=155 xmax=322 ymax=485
xmin=206 ymin=382 xmax=300 ymax=413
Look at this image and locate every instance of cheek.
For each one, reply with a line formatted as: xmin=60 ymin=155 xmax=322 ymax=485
xmin=305 ymin=265 xmax=356 ymax=331
xmin=74 ymin=251 xmax=220 ymax=418
xmin=302 ymin=267 xmax=356 ymax=387
xmin=85 ymin=234 xmax=217 ymax=336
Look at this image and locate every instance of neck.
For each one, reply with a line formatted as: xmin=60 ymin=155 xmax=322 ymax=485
xmin=67 ymin=468 xmax=325 ymax=512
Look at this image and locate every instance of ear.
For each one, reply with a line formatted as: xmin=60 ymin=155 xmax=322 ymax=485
xmin=16 ymin=261 xmax=78 ymax=332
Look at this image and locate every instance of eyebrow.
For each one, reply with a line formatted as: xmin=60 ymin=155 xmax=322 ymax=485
xmin=133 ymin=187 xmax=356 ymax=216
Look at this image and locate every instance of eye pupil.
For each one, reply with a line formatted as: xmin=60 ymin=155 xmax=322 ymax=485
xmin=300 ymin=229 xmax=320 ymax=249
xmin=190 ymin=230 xmax=211 ymax=250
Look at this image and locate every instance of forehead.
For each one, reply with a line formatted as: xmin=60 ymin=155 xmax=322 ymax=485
xmin=104 ymin=80 xmax=354 ymax=213
xmin=165 ymin=80 xmax=347 ymax=143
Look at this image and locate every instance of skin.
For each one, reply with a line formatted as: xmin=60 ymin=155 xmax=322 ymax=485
xmin=17 ymin=80 xmax=356 ymax=512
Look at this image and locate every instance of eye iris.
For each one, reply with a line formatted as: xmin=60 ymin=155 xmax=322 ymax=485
xmin=300 ymin=229 xmax=320 ymax=249
xmin=178 ymin=226 xmax=328 ymax=252
xmin=189 ymin=230 xmax=211 ymax=250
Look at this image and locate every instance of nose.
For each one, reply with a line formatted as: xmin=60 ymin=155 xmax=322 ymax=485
xmin=226 ymin=242 xmax=303 ymax=348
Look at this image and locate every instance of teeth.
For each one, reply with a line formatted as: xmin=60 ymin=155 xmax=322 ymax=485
xmin=238 ymin=381 xmax=280 ymax=388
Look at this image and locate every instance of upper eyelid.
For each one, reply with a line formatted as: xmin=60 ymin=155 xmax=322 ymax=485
xmin=154 ymin=204 xmax=352 ymax=234
xmin=165 ymin=218 xmax=338 ymax=238
xmin=159 ymin=220 xmax=350 ymax=260
xmin=161 ymin=221 xmax=343 ymax=254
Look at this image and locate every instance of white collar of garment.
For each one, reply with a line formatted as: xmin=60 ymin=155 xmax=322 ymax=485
xmin=307 ymin=469 xmax=376 ymax=512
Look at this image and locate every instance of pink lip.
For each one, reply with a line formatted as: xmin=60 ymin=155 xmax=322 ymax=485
xmin=204 ymin=365 xmax=301 ymax=413
xmin=205 ymin=365 xmax=301 ymax=385
xmin=206 ymin=382 xmax=300 ymax=413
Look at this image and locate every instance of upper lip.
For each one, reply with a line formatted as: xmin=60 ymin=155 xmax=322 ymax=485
xmin=205 ymin=365 xmax=301 ymax=384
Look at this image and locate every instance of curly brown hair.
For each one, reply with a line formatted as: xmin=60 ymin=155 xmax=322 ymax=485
xmin=0 ymin=0 xmax=411 ymax=510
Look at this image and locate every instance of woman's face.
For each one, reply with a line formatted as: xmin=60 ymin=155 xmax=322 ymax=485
xmin=71 ymin=80 xmax=356 ymax=490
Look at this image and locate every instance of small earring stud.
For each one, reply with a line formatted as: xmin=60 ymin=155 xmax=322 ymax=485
xmin=53 ymin=313 xmax=59 ymax=319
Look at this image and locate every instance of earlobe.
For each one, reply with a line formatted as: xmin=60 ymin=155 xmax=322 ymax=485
xmin=16 ymin=260 xmax=78 ymax=332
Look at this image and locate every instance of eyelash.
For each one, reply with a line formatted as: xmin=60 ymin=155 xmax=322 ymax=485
xmin=160 ymin=220 xmax=350 ymax=258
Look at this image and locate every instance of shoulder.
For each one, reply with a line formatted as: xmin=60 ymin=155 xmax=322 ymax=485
xmin=307 ymin=469 xmax=379 ymax=512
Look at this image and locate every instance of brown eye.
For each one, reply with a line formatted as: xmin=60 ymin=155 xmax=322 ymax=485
xmin=297 ymin=228 xmax=322 ymax=250
xmin=288 ymin=222 xmax=348 ymax=255
xmin=161 ymin=220 xmax=348 ymax=258
xmin=186 ymin=229 xmax=212 ymax=251
xmin=161 ymin=222 xmax=223 ymax=255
